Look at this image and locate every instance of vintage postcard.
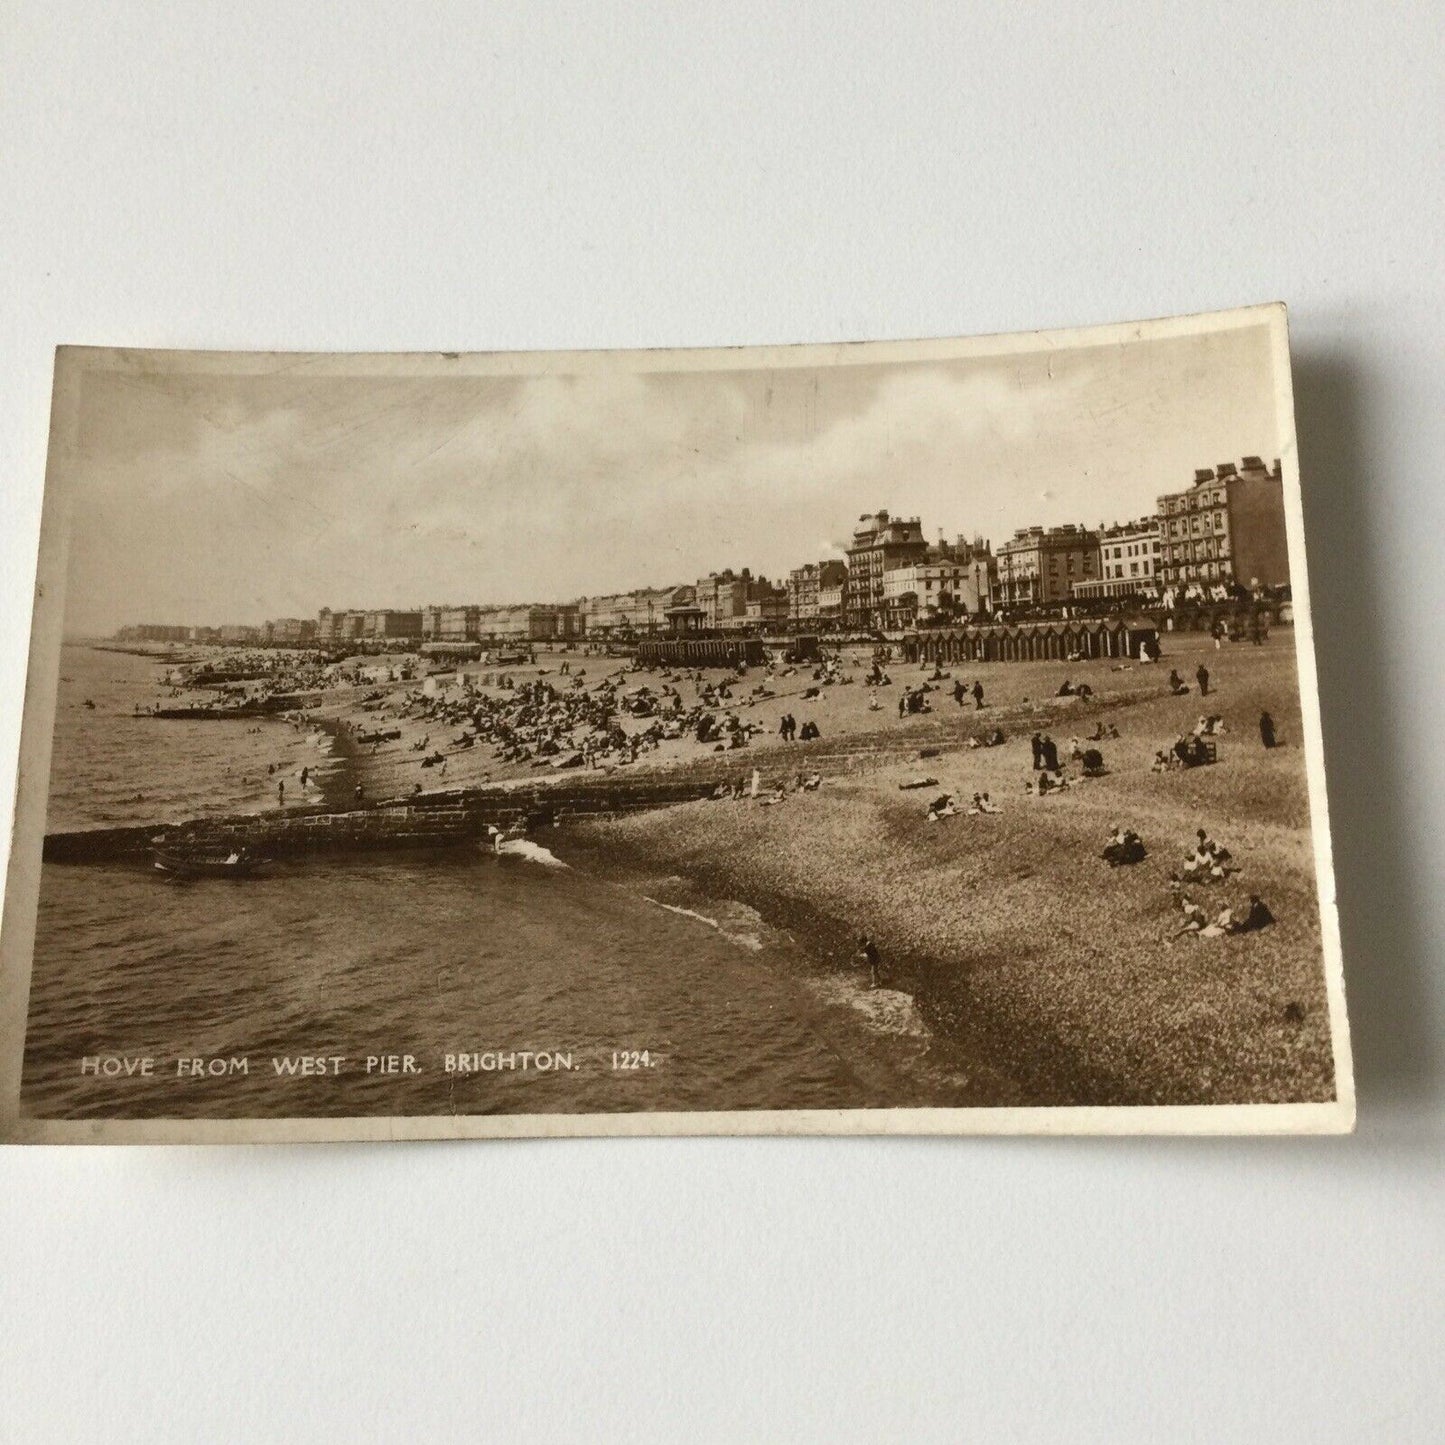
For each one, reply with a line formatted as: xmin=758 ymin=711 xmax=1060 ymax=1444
xmin=0 ymin=306 xmax=1354 ymax=1141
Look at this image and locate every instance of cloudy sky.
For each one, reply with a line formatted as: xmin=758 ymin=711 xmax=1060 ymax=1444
xmin=62 ymin=323 xmax=1279 ymax=633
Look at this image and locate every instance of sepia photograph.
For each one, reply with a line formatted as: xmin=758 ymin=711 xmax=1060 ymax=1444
xmin=0 ymin=305 xmax=1353 ymax=1140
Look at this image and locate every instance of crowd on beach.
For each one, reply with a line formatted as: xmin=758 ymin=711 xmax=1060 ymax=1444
xmin=135 ymin=634 xmax=1293 ymax=976
xmin=868 ymin=651 xmax=1290 ymax=982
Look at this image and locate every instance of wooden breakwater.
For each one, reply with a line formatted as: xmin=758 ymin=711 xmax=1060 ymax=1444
xmin=41 ymin=774 xmax=726 ymax=865
xmin=150 ymin=690 xmax=327 ymax=720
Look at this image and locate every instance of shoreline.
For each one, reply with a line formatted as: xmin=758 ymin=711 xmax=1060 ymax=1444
xmin=557 ymin=819 xmax=1113 ymax=1107
xmin=549 ymin=637 xmax=1335 ymax=1109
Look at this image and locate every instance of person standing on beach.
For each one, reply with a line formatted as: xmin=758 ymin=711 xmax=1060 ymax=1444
xmin=1031 ymin=732 xmax=1044 ymax=770
xmin=1196 ymin=663 xmax=1211 ymax=697
xmin=1041 ymin=735 xmax=1061 ymax=773
xmin=858 ymin=935 xmax=883 ymax=989
xmin=1259 ymin=710 xmax=1278 ymax=749
xmin=973 ymin=679 xmax=984 ymax=709
xmin=277 ymin=780 xmax=285 ymax=807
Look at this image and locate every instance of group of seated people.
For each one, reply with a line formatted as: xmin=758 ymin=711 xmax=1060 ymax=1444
xmin=1026 ymin=771 xmax=1076 ymax=796
xmin=1179 ymin=829 xmax=1237 ymax=883
xmin=1101 ymin=825 xmax=1147 ymax=867
xmin=1172 ymin=893 xmax=1274 ymax=939
xmin=710 ymin=770 xmax=823 ymax=804
xmin=965 ymin=727 xmax=1007 ymax=749
xmin=1153 ymin=732 xmax=1215 ymax=770
xmin=923 ymin=789 xmax=1003 ymax=822
xmin=1055 ymin=679 xmax=1095 ymax=699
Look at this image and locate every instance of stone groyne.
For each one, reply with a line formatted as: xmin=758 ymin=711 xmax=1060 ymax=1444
xmin=42 ymin=775 xmax=726 ymax=865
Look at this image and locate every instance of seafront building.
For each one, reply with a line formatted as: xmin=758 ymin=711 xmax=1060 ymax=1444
xmin=481 ymin=603 xmax=583 ymax=642
xmin=217 ymin=624 xmax=262 ymax=644
xmin=881 ymin=536 xmax=997 ymax=626
xmin=1070 ymin=518 xmax=1162 ymax=602
xmin=362 ymin=610 xmax=423 ymax=641
xmin=694 ymin=571 xmax=786 ymax=631
xmin=134 ymin=460 xmax=1293 ymax=652
xmin=582 ymin=587 xmax=684 ymax=638
xmin=116 ymin=623 xmax=192 ymax=644
xmin=1155 ymin=457 xmax=1288 ymax=598
xmin=995 ymin=523 xmax=1101 ymax=609
xmin=262 ymin=617 xmax=319 ymax=645
xmin=844 ymin=511 xmax=929 ymax=629
xmin=817 ymin=574 xmax=845 ymax=625
xmin=787 ymin=560 xmax=848 ymax=623
xmin=744 ymin=586 xmax=789 ymax=627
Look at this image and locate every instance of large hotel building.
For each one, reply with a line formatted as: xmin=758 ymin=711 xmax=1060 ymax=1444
xmin=995 ymin=523 xmax=1100 ymax=608
xmin=1156 ymin=456 xmax=1287 ymax=595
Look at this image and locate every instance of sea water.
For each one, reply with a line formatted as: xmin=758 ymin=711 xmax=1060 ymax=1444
xmin=21 ymin=647 xmax=980 ymax=1119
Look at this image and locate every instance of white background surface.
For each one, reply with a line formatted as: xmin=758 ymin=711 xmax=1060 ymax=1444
xmin=1 ymin=4 xmax=1440 ymax=1440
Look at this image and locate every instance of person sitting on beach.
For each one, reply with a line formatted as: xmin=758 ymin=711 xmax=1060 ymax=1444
xmin=868 ymin=690 xmax=881 ymax=711
xmin=799 ymin=720 xmax=820 ymax=741
xmin=1171 ymin=894 xmax=1210 ymax=939
xmin=1151 ymin=749 xmax=1171 ymax=773
xmin=1171 ymin=732 xmax=1206 ymax=768
xmin=1196 ymin=904 xmax=1240 ymax=939
xmin=925 ymin=792 xmax=958 ymax=822
xmin=1057 ymin=679 xmax=1076 ymax=697
xmin=1080 ymin=748 xmax=1106 ymax=777
xmin=1088 ymin=721 xmax=1120 ymax=741
xmin=1194 ymin=828 xmax=1233 ymax=867
xmin=1168 ymin=669 xmax=1190 ymax=695
xmin=1230 ymin=894 xmax=1275 ymax=934
xmin=1069 ymin=736 xmax=1085 ymax=761
xmin=968 ymin=791 xmax=1001 ymax=815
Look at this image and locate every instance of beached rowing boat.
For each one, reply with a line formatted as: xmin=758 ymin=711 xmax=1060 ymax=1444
xmin=152 ymin=847 xmax=268 ymax=878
